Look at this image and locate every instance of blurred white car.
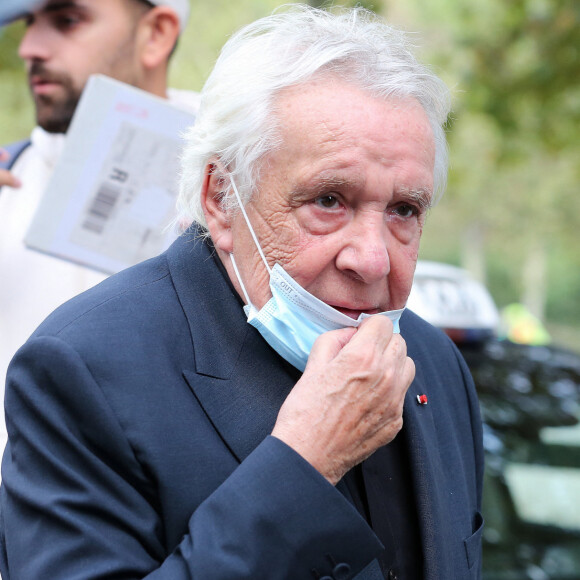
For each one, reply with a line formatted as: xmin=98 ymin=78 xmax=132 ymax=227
xmin=407 ymin=260 xmax=500 ymax=342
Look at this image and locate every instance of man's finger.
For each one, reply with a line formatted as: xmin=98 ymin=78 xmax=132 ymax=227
xmin=403 ymin=355 xmax=416 ymax=387
xmin=0 ymin=169 xmax=21 ymax=189
xmin=341 ymin=314 xmax=395 ymax=355
xmin=305 ymin=326 xmax=358 ymax=369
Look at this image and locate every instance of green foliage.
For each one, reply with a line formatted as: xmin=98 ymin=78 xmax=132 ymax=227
xmin=448 ymin=0 xmax=580 ymax=159
xmin=307 ymin=0 xmax=379 ymax=9
xmin=410 ymin=0 xmax=580 ymax=331
xmin=170 ymin=0 xmax=289 ymax=91
xmin=545 ymin=243 xmax=580 ymax=324
xmin=170 ymin=0 xmax=376 ymax=91
xmin=0 ymin=20 xmax=33 ymax=142
xmin=0 ymin=20 xmax=26 ymax=71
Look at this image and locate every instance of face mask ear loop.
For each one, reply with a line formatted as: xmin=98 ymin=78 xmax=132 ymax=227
xmin=229 ymin=174 xmax=271 ymax=275
xmin=230 ymin=254 xmax=252 ymax=306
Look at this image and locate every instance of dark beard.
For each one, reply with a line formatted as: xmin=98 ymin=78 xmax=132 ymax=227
xmin=28 ymin=61 xmax=82 ymax=134
xmin=34 ymin=92 xmax=80 ymax=133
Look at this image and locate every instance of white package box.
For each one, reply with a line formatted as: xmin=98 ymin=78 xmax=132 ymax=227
xmin=25 ymin=74 xmax=196 ymax=274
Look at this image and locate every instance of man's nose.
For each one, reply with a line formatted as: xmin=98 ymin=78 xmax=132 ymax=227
xmin=335 ymin=219 xmax=391 ymax=283
xmin=18 ymin=22 xmax=51 ymax=62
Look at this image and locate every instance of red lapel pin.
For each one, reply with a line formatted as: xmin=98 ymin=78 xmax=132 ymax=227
xmin=416 ymin=394 xmax=428 ymax=405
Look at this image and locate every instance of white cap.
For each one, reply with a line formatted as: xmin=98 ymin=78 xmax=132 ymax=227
xmin=6 ymin=0 xmax=190 ymax=31
xmin=1 ymin=0 xmax=43 ymax=24
xmin=149 ymin=0 xmax=190 ymax=32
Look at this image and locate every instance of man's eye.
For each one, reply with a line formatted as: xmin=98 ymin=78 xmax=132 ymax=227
xmin=392 ymin=204 xmax=419 ymax=218
xmin=52 ymin=13 xmax=82 ymax=30
xmin=314 ymin=195 xmax=340 ymax=209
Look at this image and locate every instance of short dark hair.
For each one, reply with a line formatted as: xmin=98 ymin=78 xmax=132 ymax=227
xmin=126 ymin=0 xmax=180 ymax=57
xmin=128 ymin=0 xmax=155 ymax=15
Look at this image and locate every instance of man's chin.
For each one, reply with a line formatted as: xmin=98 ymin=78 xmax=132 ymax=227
xmin=34 ymin=94 xmax=78 ymax=134
xmin=36 ymin=109 xmax=74 ymax=134
xmin=38 ymin=120 xmax=72 ymax=134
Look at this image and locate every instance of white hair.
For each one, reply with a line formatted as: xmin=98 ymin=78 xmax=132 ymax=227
xmin=177 ymin=4 xmax=451 ymax=230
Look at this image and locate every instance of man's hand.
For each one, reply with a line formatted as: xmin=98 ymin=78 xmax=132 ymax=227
xmin=0 ymin=149 xmax=21 ymax=189
xmin=272 ymin=316 xmax=415 ymax=485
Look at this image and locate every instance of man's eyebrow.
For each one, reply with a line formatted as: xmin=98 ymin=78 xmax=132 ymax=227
xmin=398 ymin=187 xmax=433 ymax=210
xmin=289 ymin=177 xmax=360 ymax=199
xmin=42 ymin=0 xmax=83 ymax=13
xmin=293 ymin=176 xmax=360 ymax=196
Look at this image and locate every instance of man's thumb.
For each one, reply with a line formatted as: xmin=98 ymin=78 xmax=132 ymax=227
xmin=305 ymin=327 xmax=357 ymax=370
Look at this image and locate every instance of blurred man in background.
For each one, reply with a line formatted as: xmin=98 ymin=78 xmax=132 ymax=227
xmin=0 ymin=0 xmax=199 ymax=451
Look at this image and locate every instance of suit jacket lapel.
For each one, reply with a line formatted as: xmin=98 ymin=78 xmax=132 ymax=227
xmin=167 ymin=230 xmax=297 ymax=463
xmin=183 ymin=343 xmax=297 ymax=463
xmin=358 ymin=328 xmax=451 ymax=579
xmin=400 ymin=360 xmax=451 ymax=580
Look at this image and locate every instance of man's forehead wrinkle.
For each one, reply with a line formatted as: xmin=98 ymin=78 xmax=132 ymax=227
xmin=318 ymin=116 xmax=346 ymax=142
xmin=314 ymin=175 xmax=358 ymax=189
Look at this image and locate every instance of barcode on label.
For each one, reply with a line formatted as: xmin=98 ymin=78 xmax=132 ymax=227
xmin=82 ymin=182 xmax=122 ymax=234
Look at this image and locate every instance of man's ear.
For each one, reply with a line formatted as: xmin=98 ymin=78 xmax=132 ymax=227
xmin=200 ymin=163 xmax=234 ymax=253
xmin=137 ymin=6 xmax=180 ymax=69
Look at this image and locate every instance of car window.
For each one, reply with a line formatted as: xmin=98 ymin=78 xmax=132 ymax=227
xmin=504 ymin=462 xmax=580 ymax=530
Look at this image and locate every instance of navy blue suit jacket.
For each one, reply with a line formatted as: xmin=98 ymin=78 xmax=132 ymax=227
xmin=0 ymin=140 xmax=30 ymax=172
xmin=0 ymin=230 xmax=484 ymax=579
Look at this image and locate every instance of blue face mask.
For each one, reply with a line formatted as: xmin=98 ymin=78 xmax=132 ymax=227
xmin=228 ymin=176 xmax=405 ymax=372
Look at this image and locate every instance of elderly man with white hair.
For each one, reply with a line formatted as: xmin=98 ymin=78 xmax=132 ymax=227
xmin=0 ymin=6 xmax=483 ymax=579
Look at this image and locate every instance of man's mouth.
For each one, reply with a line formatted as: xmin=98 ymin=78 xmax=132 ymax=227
xmin=329 ymin=304 xmax=380 ymax=319
xmin=29 ymin=76 xmax=62 ymax=96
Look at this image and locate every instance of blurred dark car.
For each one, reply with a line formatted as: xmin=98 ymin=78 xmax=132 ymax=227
xmin=408 ymin=262 xmax=580 ymax=580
